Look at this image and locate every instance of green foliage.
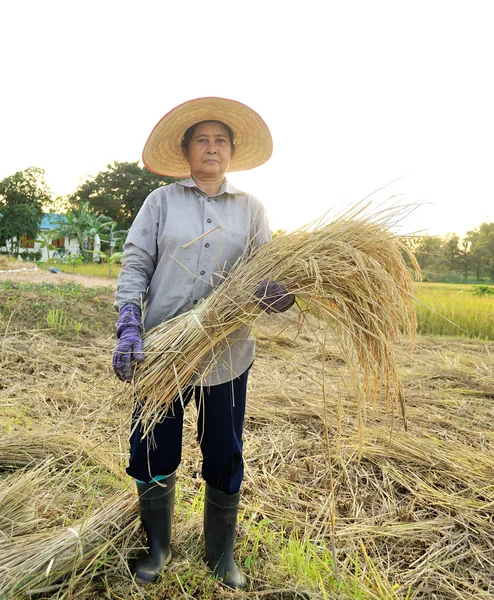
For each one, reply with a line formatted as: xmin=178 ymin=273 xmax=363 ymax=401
xmin=97 ymin=220 xmax=127 ymax=277
xmin=472 ymin=285 xmax=494 ymax=296
xmin=0 ymin=167 xmax=52 ymax=256
xmin=70 ymin=161 xmax=180 ymax=227
xmin=45 ymin=308 xmax=83 ymax=335
xmin=59 ymin=252 xmax=85 ymax=273
xmin=466 ymin=222 xmax=494 ymax=281
xmin=35 ymin=230 xmax=57 ymax=263
xmin=54 ymin=202 xmax=123 ymax=263
xmin=93 ymin=249 xmax=124 ymax=278
xmin=0 ymin=167 xmax=52 ymax=209
xmin=20 ymin=249 xmax=42 ymax=262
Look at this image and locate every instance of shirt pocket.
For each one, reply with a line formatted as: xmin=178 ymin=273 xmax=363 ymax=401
xmin=219 ymin=229 xmax=249 ymax=274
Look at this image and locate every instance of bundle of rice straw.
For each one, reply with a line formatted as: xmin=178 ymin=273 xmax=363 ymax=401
xmin=0 ymin=492 xmax=137 ymax=598
xmin=131 ymin=203 xmax=420 ymax=437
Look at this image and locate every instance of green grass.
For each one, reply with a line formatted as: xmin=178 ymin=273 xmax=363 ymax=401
xmin=44 ymin=308 xmax=83 ymax=335
xmin=0 ymin=280 xmax=116 ymax=336
xmin=415 ymin=282 xmax=494 ymax=340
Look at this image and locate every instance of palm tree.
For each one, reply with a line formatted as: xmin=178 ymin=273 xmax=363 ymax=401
xmin=54 ymin=202 xmax=93 ymax=260
xmin=98 ymin=220 xmax=128 ymax=277
xmin=55 ymin=203 xmax=120 ymax=263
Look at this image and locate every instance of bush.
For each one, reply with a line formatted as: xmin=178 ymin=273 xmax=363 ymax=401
xmin=472 ymin=285 xmax=494 ymax=296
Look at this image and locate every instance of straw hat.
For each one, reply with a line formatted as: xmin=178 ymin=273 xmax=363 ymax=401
xmin=142 ymin=97 xmax=273 ymax=177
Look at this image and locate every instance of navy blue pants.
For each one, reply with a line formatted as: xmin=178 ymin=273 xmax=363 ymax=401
xmin=126 ymin=367 xmax=249 ymax=494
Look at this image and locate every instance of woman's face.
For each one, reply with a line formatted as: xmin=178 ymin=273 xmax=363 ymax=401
xmin=185 ymin=121 xmax=233 ymax=179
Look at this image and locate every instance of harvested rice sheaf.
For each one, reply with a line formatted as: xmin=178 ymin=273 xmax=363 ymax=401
xmin=0 ymin=434 xmax=138 ymax=599
xmin=131 ymin=204 xmax=420 ymax=436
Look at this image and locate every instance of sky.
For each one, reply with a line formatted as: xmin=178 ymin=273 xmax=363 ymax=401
xmin=1 ymin=0 xmax=493 ymax=238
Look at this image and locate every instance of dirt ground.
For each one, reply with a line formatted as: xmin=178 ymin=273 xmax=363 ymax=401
xmin=0 ymin=266 xmax=117 ymax=289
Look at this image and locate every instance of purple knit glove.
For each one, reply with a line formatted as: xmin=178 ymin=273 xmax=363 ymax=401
xmin=112 ymin=303 xmax=144 ymax=382
xmin=255 ymin=280 xmax=295 ymax=314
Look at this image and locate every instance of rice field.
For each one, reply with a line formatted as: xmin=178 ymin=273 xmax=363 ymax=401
xmin=0 ymin=277 xmax=493 ymax=599
xmin=415 ymin=282 xmax=494 ymax=340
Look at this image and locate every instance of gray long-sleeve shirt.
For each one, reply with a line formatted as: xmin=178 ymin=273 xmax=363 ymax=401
xmin=115 ymin=177 xmax=271 ymax=386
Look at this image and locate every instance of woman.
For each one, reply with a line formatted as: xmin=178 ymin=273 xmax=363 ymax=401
xmin=113 ymin=97 xmax=294 ymax=589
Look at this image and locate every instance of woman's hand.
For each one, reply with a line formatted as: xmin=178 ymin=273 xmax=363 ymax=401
xmin=112 ymin=303 xmax=145 ymax=381
xmin=255 ymin=280 xmax=295 ymax=314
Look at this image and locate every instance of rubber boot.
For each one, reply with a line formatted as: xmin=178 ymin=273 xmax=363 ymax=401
xmin=132 ymin=473 xmax=176 ymax=583
xmin=204 ymin=484 xmax=247 ymax=589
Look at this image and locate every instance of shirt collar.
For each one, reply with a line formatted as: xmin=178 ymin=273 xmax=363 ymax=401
xmin=177 ymin=177 xmax=241 ymax=196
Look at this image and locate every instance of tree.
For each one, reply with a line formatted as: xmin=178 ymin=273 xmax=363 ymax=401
xmin=1 ymin=204 xmax=41 ymax=255
xmin=54 ymin=202 xmax=94 ymax=260
xmin=70 ymin=161 xmax=180 ymax=227
xmin=465 ymin=223 xmax=494 ymax=281
xmin=407 ymin=235 xmax=445 ymax=278
xmin=0 ymin=167 xmax=52 ymax=255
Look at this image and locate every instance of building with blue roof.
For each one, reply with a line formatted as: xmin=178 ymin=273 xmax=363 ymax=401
xmin=39 ymin=214 xmax=67 ymax=230
xmin=1 ymin=213 xmax=82 ymax=261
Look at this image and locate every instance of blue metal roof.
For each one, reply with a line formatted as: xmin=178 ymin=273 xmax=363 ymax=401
xmin=40 ymin=214 xmax=67 ymax=230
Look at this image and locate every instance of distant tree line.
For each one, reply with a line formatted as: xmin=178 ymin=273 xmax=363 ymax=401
xmin=405 ymin=225 xmax=494 ymax=283
xmin=1 ymin=163 xmax=493 ymax=282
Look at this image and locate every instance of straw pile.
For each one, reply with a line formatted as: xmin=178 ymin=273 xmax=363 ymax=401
xmin=0 ymin=491 xmax=137 ymax=598
xmin=132 ymin=204 xmax=420 ymax=435
xmin=0 ymin=435 xmax=138 ymax=599
xmin=1 ymin=278 xmax=494 ymax=598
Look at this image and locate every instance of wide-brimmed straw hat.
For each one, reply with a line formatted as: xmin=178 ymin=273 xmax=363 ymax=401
xmin=142 ymin=97 xmax=273 ymax=177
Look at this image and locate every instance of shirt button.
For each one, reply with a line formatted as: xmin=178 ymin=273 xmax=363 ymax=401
xmin=200 ymin=270 xmax=205 ymax=276
xmin=207 ymin=218 xmax=212 ymax=223
xmin=205 ymin=243 xmax=210 ymax=248
xmin=207 ymin=198 xmax=211 ymax=202
xmin=193 ymin=300 xmax=198 ymax=305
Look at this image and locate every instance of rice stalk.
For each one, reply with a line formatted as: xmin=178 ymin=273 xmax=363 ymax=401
xmin=131 ymin=203 xmax=420 ymax=436
xmin=0 ymin=462 xmax=49 ymax=539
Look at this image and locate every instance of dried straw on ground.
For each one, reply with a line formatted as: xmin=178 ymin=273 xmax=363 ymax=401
xmin=2 ymin=283 xmax=494 ymax=598
xmin=0 ymin=432 xmax=122 ymax=478
xmin=131 ymin=204 xmax=420 ymax=436
xmin=0 ymin=492 xmax=137 ymax=598
xmin=0 ymin=435 xmax=138 ymax=599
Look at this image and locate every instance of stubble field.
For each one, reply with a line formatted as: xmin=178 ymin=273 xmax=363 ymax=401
xmin=0 ymin=271 xmax=493 ymax=599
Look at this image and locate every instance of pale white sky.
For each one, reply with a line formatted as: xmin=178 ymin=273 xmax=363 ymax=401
xmin=1 ymin=0 xmax=492 ymax=237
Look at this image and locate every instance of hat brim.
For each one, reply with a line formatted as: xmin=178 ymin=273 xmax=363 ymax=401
xmin=142 ymin=97 xmax=273 ymax=177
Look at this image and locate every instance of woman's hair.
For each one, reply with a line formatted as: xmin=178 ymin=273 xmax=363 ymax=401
xmin=181 ymin=120 xmax=236 ymax=156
